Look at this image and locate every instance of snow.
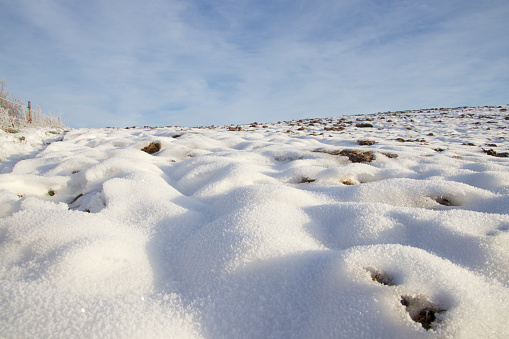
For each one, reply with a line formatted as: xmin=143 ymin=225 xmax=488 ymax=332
xmin=1 ymin=106 xmax=509 ymax=338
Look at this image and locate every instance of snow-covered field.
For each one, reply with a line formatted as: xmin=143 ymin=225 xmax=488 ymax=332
xmin=1 ymin=106 xmax=509 ymax=338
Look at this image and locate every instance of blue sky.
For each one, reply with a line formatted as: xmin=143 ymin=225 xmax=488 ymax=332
xmin=1 ymin=0 xmax=508 ymax=128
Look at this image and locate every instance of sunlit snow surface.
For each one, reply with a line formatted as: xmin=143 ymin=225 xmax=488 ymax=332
xmin=1 ymin=106 xmax=509 ymax=338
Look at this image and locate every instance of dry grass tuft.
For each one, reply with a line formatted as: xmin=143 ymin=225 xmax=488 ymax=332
xmin=141 ymin=142 xmax=161 ymax=154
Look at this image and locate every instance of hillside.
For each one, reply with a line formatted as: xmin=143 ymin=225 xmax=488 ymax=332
xmin=0 ymin=105 xmax=508 ymax=338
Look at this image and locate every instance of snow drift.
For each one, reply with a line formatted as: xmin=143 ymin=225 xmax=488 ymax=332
xmin=1 ymin=106 xmax=508 ymax=338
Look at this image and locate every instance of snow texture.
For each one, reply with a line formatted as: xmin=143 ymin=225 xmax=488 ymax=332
xmin=1 ymin=106 xmax=509 ymax=338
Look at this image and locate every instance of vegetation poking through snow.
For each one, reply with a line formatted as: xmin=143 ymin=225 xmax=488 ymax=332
xmin=0 ymin=80 xmax=64 ymax=130
xmin=141 ymin=141 xmax=162 ymax=154
xmin=401 ymin=295 xmax=447 ymax=330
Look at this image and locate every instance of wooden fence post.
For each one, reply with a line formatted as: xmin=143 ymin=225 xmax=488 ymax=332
xmin=28 ymin=101 xmax=32 ymax=124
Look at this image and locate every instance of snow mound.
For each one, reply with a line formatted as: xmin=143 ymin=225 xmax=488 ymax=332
xmin=1 ymin=106 xmax=509 ymax=338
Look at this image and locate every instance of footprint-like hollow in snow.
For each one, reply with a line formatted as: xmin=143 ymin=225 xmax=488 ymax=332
xmin=400 ymin=294 xmax=447 ymax=330
xmin=365 ymin=267 xmax=396 ymax=286
xmin=299 ymin=176 xmax=316 ymax=184
xmin=434 ymin=196 xmax=455 ymax=206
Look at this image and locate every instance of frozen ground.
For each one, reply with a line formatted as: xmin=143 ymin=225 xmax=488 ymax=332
xmin=1 ymin=106 xmax=508 ymax=338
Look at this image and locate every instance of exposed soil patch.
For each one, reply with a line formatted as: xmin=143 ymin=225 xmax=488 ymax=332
xmin=397 ymin=138 xmax=426 ymax=143
xmin=356 ymin=123 xmax=374 ymax=128
xmin=366 ymin=268 xmax=396 ymax=286
xmin=358 ymin=140 xmax=376 ymax=146
xmin=401 ymin=295 xmax=446 ymax=330
xmin=341 ymin=178 xmax=358 ymax=185
xmin=482 ymin=148 xmax=509 ymax=157
xmin=141 ymin=142 xmax=161 ymax=154
xmin=381 ymin=152 xmax=398 ymax=159
xmin=314 ymin=149 xmax=397 ymax=162
xmin=299 ymin=177 xmax=316 ymax=184
xmin=434 ymin=196 xmax=453 ymax=206
xmin=339 ymin=150 xmax=374 ymax=162
xmin=324 ymin=126 xmax=345 ymax=131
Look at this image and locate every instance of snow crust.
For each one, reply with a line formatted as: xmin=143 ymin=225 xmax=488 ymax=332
xmin=1 ymin=106 xmax=509 ymax=338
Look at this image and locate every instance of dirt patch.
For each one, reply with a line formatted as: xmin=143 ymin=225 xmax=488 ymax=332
xmin=397 ymin=138 xmax=426 ymax=143
xmin=341 ymin=178 xmax=358 ymax=185
xmin=358 ymin=140 xmax=376 ymax=146
xmin=324 ymin=126 xmax=345 ymax=131
xmin=339 ymin=150 xmax=374 ymax=162
xmin=381 ymin=152 xmax=398 ymax=159
xmin=434 ymin=196 xmax=454 ymax=206
xmin=401 ymin=295 xmax=446 ymax=330
xmin=141 ymin=142 xmax=161 ymax=154
xmin=482 ymin=148 xmax=509 ymax=157
xmin=366 ymin=268 xmax=396 ymax=286
xmin=228 ymin=125 xmax=242 ymax=131
xmin=356 ymin=123 xmax=374 ymax=128
xmin=299 ymin=177 xmax=316 ymax=184
xmin=314 ymin=149 xmax=397 ymax=162
xmin=314 ymin=149 xmax=374 ymax=162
